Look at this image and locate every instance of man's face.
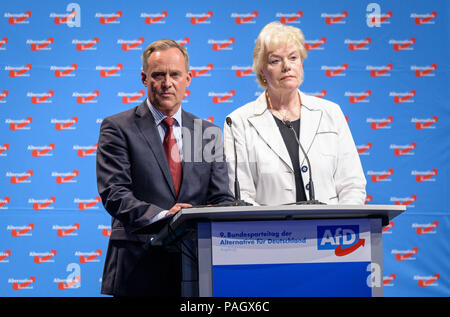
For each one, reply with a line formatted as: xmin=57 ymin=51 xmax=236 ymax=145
xmin=141 ymin=47 xmax=191 ymax=116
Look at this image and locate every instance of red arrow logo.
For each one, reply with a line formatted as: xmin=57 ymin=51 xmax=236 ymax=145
xmin=235 ymin=68 xmax=253 ymax=77
xmin=0 ymin=250 xmax=11 ymax=262
xmin=10 ymin=170 xmax=34 ymax=184
xmin=9 ymin=64 xmax=32 ymax=77
xmin=414 ymin=12 xmax=437 ymax=25
xmin=55 ymin=117 xmax=78 ymax=130
xmin=382 ymin=221 xmax=394 ymax=233
xmin=77 ymin=143 xmax=98 ymax=157
xmin=357 ymin=142 xmax=372 ymax=154
xmin=76 ymin=37 xmax=99 ymax=51
xmin=383 ymin=273 xmax=396 ymax=285
xmin=415 ymin=169 xmax=438 ymax=182
xmin=280 ymin=11 xmax=303 ymax=24
xmin=348 ymin=38 xmax=371 ymax=51
xmin=58 ymin=275 xmax=81 ymax=290
xmin=370 ymin=64 xmax=392 ymax=77
xmin=305 ymin=38 xmax=326 ymax=51
xmin=121 ymin=37 xmax=145 ymax=51
xmin=57 ymin=223 xmax=80 ymax=237
xmin=212 ymin=90 xmax=235 ymax=104
xmin=416 ymin=221 xmax=438 ymax=235
xmin=212 ymin=37 xmax=235 ymax=51
xmin=79 ymin=249 xmax=102 ymax=263
xmin=325 ymin=11 xmax=348 ymax=24
xmin=371 ymin=169 xmax=394 ymax=182
xmin=393 ymin=38 xmax=415 ymax=51
xmin=30 ymin=38 xmax=54 ymax=51
xmin=418 ymin=274 xmax=439 ymax=287
xmin=394 ymin=195 xmax=417 ymax=206
xmin=54 ymin=11 xmax=76 ymax=25
xmin=32 ymin=197 xmax=56 ymax=210
xmin=325 ymin=64 xmax=348 ymax=77
xmin=145 ymin=11 xmax=167 ymax=24
xmin=122 ymin=90 xmax=145 ymax=104
xmin=100 ymin=64 xmax=122 ymax=77
xmin=32 ymin=144 xmax=55 ymax=157
xmin=191 ymin=64 xmax=213 ymax=77
xmin=78 ymin=196 xmax=101 ymax=210
xmin=8 ymin=11 xmax=31 ymax=25
xmin=370 ymin=116 xmax=393 ymax=130
xmin=415 ymin=64 xmax=437 ymax=77
xmin=349 ymin=90 xmax=371 ymax=103
xmin=334 ymin=238 xmax=365 ymax=256
xmin=12 ymin=277 xmax=35 ymax=290
xmin=415 ymin=116 xmax=438 ymax=130
xmin=54 ymin=64 xmax=77 ymax=77
xmin=393 ymin=143 xmax=416 ymax=156
xmin=33 ymin=250 xmax=57 ymax=263
xmin=11 ymin=224 xmax=34 ymax=237
xmin=190 ymin=11 xmax=213 ymax=25
xmin=99 ymin=11 xmax=122 ymax=24
xmin=395 ymin=248 xmax=418 ymax=261
xmin=235 ymin=11 xmax=258 ymax=25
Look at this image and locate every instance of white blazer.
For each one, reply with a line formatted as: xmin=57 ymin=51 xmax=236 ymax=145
xmin=223 ymin=90 xmax=367 ymax=206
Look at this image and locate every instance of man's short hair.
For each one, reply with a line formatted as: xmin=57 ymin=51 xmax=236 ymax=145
xmin=142 ymin=39 xmax=189 ymax=72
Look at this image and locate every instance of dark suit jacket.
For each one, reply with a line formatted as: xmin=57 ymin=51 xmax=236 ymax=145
xmin=96 ymin=102 xmax=233 ymax=296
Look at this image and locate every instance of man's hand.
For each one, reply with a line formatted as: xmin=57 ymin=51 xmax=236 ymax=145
xmin=166 ymin=203 xmax=192 ymax=216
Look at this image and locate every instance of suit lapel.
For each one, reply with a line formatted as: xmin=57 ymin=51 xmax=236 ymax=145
xmin=247 ymin=95 xmax=293 ymax=171
xmin=178 ymin=110 xmax=202 ymax=199
xmin=134 ymin=102 xmax=176 ymax=198
xmin=180 ymin=110 xmax=199 ymax=165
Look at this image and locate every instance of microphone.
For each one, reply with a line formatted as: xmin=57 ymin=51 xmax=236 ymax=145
xmin=283 ymin=120 xmax=325 ymax=205
xmin=225 ymin=117 xmax=252 ymax=206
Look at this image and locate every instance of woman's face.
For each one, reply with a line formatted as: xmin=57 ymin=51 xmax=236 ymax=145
xmin=261 ymin=44 xmax=304 ymax=93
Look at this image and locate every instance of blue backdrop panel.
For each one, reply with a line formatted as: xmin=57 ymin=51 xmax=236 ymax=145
xmin=213 ymin=262 xmax=372 ymax=297
xmin=0 ymin=0 xmax=449 ymax=296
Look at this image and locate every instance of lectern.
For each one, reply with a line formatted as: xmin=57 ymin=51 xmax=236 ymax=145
xmin=145 ymin=204 xmax=405 ymax=297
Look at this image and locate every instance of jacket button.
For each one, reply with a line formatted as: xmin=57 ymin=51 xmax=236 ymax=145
xmin=301 ymin=165 xmax=308 ymax=173
xmin=305 ymin=183 xmax=310 ymax=190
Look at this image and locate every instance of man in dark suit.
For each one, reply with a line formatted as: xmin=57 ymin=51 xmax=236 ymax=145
xmin=96 ymin=39 xmax=234 ymax=296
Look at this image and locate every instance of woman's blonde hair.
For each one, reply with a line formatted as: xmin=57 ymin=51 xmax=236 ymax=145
xmin=252 ymin=22 xmax=307 ymax=89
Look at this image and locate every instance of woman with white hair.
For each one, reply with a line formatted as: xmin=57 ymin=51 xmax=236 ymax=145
xmin=224 ymin=22 xmax=366 ymax=206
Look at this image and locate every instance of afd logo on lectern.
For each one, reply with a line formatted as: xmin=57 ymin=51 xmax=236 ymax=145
xmin=317 ymin=225 xmax=365 ymax=256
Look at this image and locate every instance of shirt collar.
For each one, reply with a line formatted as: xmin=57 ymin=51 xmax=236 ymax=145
xmin=146 ymin=98 xmax=182 ymax=127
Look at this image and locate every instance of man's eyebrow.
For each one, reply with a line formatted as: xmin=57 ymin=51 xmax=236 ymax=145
xmin=151 ymin=70 xmax=182 ymax=75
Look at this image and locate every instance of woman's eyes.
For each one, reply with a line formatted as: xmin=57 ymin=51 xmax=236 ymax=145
xmin=268 ymin=55 xmax=299 ymax=65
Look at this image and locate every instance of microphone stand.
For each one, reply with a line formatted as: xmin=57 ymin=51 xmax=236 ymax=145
xmin=284 ymin=120 xmax=325 ymax=205
xmin=225 ymin=117 xmax=252 ymax=206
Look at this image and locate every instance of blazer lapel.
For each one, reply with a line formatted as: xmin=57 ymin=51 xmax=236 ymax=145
xmin=134 ymin=102 xmax=176 ymax=198
xmin=299 ymin=93 xmax=323 ymax=165
xmin=298 ymin=92 xmax=323 ymax=200
xmin=247 ymin=94 xmax=293 ymax=171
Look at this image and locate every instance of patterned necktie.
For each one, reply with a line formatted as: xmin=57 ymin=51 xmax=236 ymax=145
xmin=162 ymin=117 xmax=182 ymax=196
